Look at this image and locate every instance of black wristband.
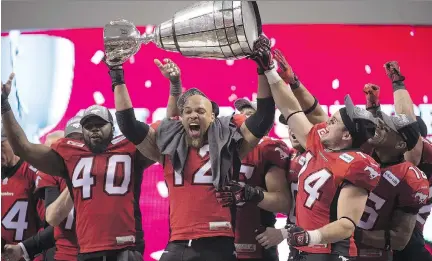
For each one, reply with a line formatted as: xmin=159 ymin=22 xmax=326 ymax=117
xmin=384 ymin=229 xmax=391 ymax=251
xmin=392 ymin=81 xmax=406 ymax=92
xmin=303 ymin=97 xmax=318 ymax=115
xmin=1 ymin=96 xmax=11 ymax=115
xmin=170 ymin=79 xmax=182 ymax=96
xmin=109 ymin=68 xmax=125 ymax=90
xmin=257 ymin=67 xmax=265 ymax=75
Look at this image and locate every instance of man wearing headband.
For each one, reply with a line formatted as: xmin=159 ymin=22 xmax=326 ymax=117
xmin=255 ymin=39 xmax=381 ymax=260
xmin=1 ymin=79 xmax=154 ymax=261
xmin=1 ymin=125 xmax=45 ymax=258
xmin=4 ymin=116 xmax=83 ymax=261
xmin=365 ymin=62 xmax=432 ymax=261
xmin=108 ymin=36 xmax=276 ymax=261
xmin=354 ymin=112 xmax=429 ymax=261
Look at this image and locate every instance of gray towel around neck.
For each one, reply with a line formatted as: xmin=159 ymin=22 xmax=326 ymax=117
xmin=156 ymin=115 xmax=243 ymax=189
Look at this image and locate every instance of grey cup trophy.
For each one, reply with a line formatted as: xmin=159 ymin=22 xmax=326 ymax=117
xmin=104 ymin=1 xmax=262 ymax=66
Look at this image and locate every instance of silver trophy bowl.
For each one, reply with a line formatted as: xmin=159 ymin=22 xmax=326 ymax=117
xmin=104 ymin=1 xmax=262 ymax=66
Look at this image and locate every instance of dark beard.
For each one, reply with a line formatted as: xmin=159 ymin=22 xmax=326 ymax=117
xmin=88 ymin=142 xmax=110 ymax=154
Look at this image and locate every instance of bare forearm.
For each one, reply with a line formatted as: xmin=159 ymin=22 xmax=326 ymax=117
xmin=292 ymin=84 xmax=328 ymax=124
xmin=258 ymin=191 xmax=290 ymax=213
xmin=114 ymin=84 xmax=133 ymax=111
xmin=258 ymin=75 xmax=272 ymax=98
xmin=317 ymin=218 xmax=354 ymax=244
xmin=393 ymin=88 xmax=415 ymax=118
xmin=166 ymin=95 xmax=181 ymax=117
xmin=46 ymin=190 xmax=73 ymax=226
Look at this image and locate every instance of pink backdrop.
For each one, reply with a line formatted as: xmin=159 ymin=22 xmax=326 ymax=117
xmin=2 ymin=24 xmax=432 ymax=260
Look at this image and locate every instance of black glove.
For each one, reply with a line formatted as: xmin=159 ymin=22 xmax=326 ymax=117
xmin=215 ymin=181 xmax=264 ymax=207
xmin=102 ymin=56 xmax=125 ymax=90
xmin=285 ymin=224 xmax=310 ymax=247
xmin=249 ymin=35 xmax=274 ymax=74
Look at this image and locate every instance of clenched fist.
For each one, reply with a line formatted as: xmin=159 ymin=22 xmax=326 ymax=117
xmin=384 ymin=61 xmax=405 ymax=83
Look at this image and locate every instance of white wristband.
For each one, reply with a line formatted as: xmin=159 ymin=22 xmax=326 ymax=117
xmin=18 ymin=242 xmax=31 ymax=261
xmin=264 ymin=68 xmax=282 ymax=85
xmin=307 ymin=230 xmax=323 ymax=246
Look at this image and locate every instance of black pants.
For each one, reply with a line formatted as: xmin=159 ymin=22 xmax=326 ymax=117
xmin=78 ymin=249 xmax=142 ymax=261
xmin=159 ymin=236 xmax=237 ymax=261
xmin=393 ymin=228 xmax=432 ymax=261
xmin=291 ymin=252 xmax=355 ymax=261
xmin=237 ymin=246 xmax=278 ymax=261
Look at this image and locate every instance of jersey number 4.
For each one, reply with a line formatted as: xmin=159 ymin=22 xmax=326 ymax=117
xmin=298 ymin=152 xmax=332 ymax=209
xmin=2 ymin=201 xmax=29 ymax=241
xmin=72 ymin=155 xmax=132 ymax=199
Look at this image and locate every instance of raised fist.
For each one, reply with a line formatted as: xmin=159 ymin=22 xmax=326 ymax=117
xmin=273 ymin=49 xmax=300 ymax=88
xmin=384 ymin=61 xmax=405 ymax=82
xmin=363 ymin=83 xmax=381 ymax=109
xmin=249 ymin=35 xmax=274 ymax=73
xmin=154 ymin=58 xmax=181 ymax=83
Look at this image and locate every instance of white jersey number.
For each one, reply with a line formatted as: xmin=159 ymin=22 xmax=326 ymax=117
xmin=72 ymin=155 xmax=132 ymax=199
xmin=64 ymin=207 xmax=75 ymax=230
xmin=2 ymin=201 xmax=29 ymax=241
xmin=358 ymin=192 xmax=386 ymax=230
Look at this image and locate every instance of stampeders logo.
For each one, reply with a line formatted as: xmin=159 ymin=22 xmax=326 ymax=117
xmin=414 ymin=192 xmax=428 ymax=204
xmin=317 ymin=127 xmax=329 ymax=138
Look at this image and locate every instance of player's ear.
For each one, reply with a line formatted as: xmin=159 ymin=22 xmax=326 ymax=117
xmin=341 ymin=130 xmax=351 ymax=141
xmin=211 ymin=112 xmax=215 ymax=122
xmin=395 ymin=140 xmax=407 ymax=150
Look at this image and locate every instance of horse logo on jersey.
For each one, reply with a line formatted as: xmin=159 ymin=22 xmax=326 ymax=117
xmin=414 ymin=192 xmax=428 ymax=204
xmin=317 ymin=127 xmax=328 ymax=138
xmin=364 ymin=166 xmax=380 ymax=180
xmin=275 ymin=147 xmax=289 ymax=159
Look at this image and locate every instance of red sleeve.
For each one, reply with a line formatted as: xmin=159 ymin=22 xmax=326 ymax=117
xmin=398 ymin=165 xmax=430 ymax=211
xmin=232 ymin=114 xmax=247 ymax=128
xmin=150 ymin=120 xmax=162 ymax=130
xmin=36 ymin=172 xmax=58 ymax=190
xmin=344 ymin=157 xmax=381 ymax=192
xmin=306 ymin=122 xmax=328 ymax=152
xmin=421 ymin=137 xmax=432 ymax=165
xmin=260 ymin=139 xmax=290 ymax=169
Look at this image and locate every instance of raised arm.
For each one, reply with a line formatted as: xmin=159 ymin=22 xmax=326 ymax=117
xmin=106 ymin=63 xmax=162 ymax=163
xmin=384 ymin=61 xmax=423 ymax=166
xmin=154 ymin=58 xmax=182 ymax=118
xmin=273 ymin=49 xmax=328 ymax=124
xmin=1 ymin=73 xmax=66 ymax=176
xmin=237 ymin=37 xmax=276 ymax=158
xmin=262 ymin=56 xmax=313 ymax=148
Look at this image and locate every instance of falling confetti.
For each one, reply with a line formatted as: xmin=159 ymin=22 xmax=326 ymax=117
xmin=145 ymin=80 xmax=152 ymax=88
xmin=93 ymin=91 xmax=105 ymax=105
xmin=91 ymin=50 xmax=104 ymax=65
xmin=424 ymin=95 xmax=428 ymax=103
xmin=365 ymin=65 xmax=371 ymax=74
xmin=270 ymin=38 xmax=276 ymax=48
xmin=226 ymin=60 xmax=234 ymax=66
xmin=332 ymin=79 xmax=340 ymax=89
xmin=231 ymin=85 xmax=236 ymax=91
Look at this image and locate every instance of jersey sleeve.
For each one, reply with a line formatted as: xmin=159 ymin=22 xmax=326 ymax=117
xmin=232 ymin=114 xmax=247 ymax=128
xmin=398 ymin=166 xmax=430 ymax=213
xmin=421 ymin=137 xmax=432 ymax=165
xmin=260 ymin=139 xmax=290 ymax=170
xmin=344 ymin=157 xmax=381 ymax=192
xmin=36 ymin=172 xmax=58 ymax=190
xmin=306 ymin=122 xmax=327 ymax=152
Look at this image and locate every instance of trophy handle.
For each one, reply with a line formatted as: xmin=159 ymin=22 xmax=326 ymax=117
xmin=139 ymin=33 xmax=155 ymax=45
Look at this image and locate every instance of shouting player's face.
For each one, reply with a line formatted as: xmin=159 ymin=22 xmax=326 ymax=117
xmin=240 ymin=107 xmax=256 ymax=118
xmin=321 ymin=111 xmax=352 ymax=148
xmin=182 ymin=95 xmax=215 ymax=148
xmin=1 ymin=140 xmax=15 ymax=168
xmin=368 ymin=119 xmax=406 ymax=151
xmin=81 ymin=117 xmax=113 ymax=153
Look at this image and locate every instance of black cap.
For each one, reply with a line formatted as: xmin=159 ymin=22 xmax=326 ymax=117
xmin=379 ymin=112 xmax=420 ymax=150
xmin=340 ymin=95 xmax=378 ymax=148
xmin=80 ymin=105 xmax=114 ymax=126
xmin=234 ymin=98 xmax=257 ymax=111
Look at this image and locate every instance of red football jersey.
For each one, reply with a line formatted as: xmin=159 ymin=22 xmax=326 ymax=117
xmin=287 ymin=150 xmax=305 ymax=225
xmin=51 ymin=135 xmax=144 ymax=254
xmin=295 ymin=122 xmax=381 ymax=256
xmin=417 ymin=137 xmax=432 ymax=230
xmin=356 ymin=162 xmax=429 ymax=261
xmin=1 ymin=161 xmax=42 ymax=244
xmin=235 ymin=137 xmax=290 ymax=259
xmin=154 ymin=114 xmax=246 ymax=241
xmin=36 ymin=172 xmax=78 ymax=261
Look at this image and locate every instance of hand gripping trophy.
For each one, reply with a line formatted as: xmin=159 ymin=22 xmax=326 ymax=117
xmin=103 ymin=1 xmax=262 ymax=66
